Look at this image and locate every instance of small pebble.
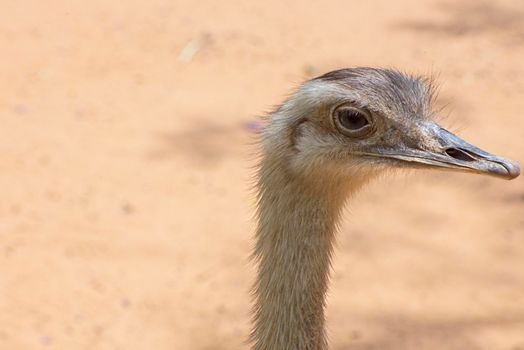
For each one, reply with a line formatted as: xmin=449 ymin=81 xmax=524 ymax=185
xmin=120 ymin=298 xmax=131 ymax=308
xmin=245 ymin=120 xmax=262 ymax=133
xmin=13 ymin=104 xmax=28 ymax=115
xmin=40 ymin=336 xmax=53 ymax=346
xmin=121 ymin=202 xmax=134 ymax=215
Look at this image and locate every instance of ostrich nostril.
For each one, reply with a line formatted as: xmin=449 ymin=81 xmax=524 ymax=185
xmin=445 ymin=148 xmax=476 ymax=162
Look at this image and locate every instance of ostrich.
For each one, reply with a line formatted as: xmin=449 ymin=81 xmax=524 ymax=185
xmin=250 ymin=68 xmax=520 ymax=350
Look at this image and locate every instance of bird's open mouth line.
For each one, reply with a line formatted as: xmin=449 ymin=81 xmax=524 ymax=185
xmin=356 ymin=151 xmax=472 ymax=170
xmin=355 ymin=151 xmax=519 ymax=179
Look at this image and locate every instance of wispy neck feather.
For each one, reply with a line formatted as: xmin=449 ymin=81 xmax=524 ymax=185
xmin=251 ymin=152 xmax=365 ymax=350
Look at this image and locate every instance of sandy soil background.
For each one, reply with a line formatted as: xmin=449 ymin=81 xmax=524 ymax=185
xmin=1 ymin=0 xmax=523 ymax=349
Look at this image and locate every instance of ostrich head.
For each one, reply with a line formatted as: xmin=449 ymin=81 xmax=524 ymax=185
xmin=261 ymin=68 xmax=520 ymax=191
xmin=253 ymin=68 xmax=520 ymax=350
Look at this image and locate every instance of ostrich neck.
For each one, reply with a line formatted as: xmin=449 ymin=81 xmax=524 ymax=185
xmin=251 ymin=159 xmax=356 ymax=350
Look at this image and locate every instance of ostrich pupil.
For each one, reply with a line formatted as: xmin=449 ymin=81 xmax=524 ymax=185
xmin=339 ymin=109 xmax=368 ymax=130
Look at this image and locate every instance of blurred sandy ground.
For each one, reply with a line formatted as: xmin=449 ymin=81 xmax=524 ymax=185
xmin=0 ymin=0 xmax=523 ymax=349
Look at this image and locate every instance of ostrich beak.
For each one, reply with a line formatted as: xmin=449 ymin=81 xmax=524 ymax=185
xmin=368 ymin=122 xmax=520 ymax=180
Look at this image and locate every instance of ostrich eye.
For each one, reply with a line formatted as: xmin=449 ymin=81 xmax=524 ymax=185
xmin=334 ymin=106 xmax=374 ymax=137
